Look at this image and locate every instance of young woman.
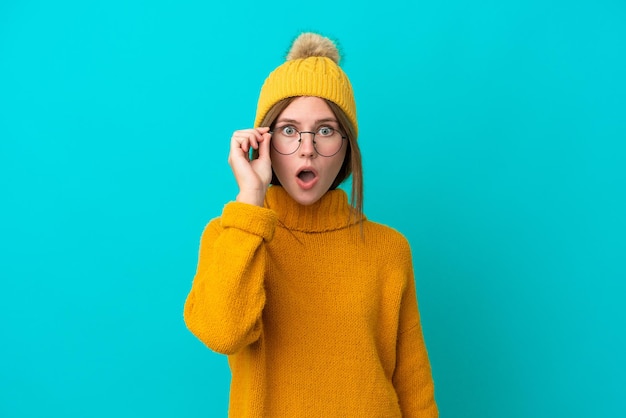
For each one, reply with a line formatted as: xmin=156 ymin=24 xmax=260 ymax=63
xmin=184 ymin=32 xmax=438 ymax=417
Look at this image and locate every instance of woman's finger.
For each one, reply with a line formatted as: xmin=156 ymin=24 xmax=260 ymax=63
xmin=233 ymin=131 xmax=262 ymax=152
xmin=257 ymin=132 xmax=272 ymax=162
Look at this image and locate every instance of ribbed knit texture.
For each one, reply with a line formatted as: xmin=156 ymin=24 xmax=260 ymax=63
xmin=254 ymin=56 xmax=358 ymax=136
xmin=184 ymin=186 xmax=438 ymax=417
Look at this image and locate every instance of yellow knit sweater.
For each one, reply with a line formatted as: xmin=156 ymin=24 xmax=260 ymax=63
xmin=184 ymin=186 xmax=438 ymax=417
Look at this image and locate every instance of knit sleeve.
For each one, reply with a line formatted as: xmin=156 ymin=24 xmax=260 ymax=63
xmin=392 ymin=245 xmax=439 ymax=417
xmin=183 ymin=201 xmax=277 ymax=355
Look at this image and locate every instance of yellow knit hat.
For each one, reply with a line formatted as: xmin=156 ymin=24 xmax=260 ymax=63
xmin=254 ymin=33 xmax=358 ymax=136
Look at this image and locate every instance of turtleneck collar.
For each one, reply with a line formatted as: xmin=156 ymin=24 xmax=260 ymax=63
xmin=263 ymin=186 xmax=363 ymax=233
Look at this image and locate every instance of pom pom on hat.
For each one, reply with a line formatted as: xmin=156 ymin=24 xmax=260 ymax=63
xmin=286 ymin=32 xmax=340 ymax=64
xmin=254 ymin=32 xmax=357 ymax=136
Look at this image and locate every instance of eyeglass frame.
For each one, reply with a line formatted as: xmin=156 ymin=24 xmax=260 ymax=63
xmin=268 ymin=126 xmax=347 ymax=157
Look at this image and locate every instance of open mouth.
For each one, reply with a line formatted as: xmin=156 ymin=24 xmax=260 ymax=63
xmin=296 ymin=168 xmax=318 ymax=189
xmin=297 ymin=170 xmax=316 ymax=182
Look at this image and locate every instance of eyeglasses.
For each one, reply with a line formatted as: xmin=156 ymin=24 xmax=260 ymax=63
xmin=269 ymin=125 xmax=346 ymax=157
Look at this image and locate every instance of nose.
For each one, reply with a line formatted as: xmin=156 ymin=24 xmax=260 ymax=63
xmin=299 ymin=132 xmax=317 ymax=157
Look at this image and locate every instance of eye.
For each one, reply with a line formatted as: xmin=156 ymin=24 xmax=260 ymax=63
xmin=317 ymin=126 xmax=335 ymax=136
xmin=280 ymin=126 xmax=297 ymax=136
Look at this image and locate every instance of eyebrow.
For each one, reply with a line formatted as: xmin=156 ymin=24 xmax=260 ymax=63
xmin=275 ymin=117 xmax=339 ymax=125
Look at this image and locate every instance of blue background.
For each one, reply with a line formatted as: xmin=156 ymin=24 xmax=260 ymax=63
xmin=1 ymin=0 xmax=625 ymax=416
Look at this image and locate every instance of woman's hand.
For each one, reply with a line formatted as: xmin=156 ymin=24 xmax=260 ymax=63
xmin=228 ymin=127 xmax=273 ymax=206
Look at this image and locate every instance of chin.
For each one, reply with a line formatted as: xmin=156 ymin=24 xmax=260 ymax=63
xmin=293 ymin=193 xmax=323 ymax=206
xmin=286 ymin=185 xmax=325 ymax=206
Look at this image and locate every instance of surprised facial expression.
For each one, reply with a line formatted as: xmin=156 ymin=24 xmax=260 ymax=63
xmin=270 ymin=96 xmax=347 ymax=206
